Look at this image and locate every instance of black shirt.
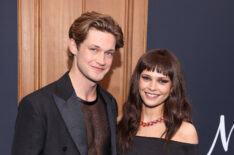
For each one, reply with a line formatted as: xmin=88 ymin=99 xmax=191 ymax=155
xmin=124 ymin=136 xmax=198 ymax=155
xmin=74 ymin=89 xmax=111 ymax=155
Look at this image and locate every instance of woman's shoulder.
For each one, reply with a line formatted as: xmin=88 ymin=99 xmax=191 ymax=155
xmin=172 ymin=121 xmax=199 ymax=144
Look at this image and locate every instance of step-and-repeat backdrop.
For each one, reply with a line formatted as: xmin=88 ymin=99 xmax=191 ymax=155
xmin=0 ymin=0 xmax=17 ymax=155
xmin=147 ymin=0 xmax=234 ymax=154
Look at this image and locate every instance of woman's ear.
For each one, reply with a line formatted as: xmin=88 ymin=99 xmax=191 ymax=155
xmin=69 ymin=39 xmax=78 ymax=55
xmin=170 ymin=86 xmax=173 ymax=93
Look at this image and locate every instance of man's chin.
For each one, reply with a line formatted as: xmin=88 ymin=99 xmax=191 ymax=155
xmin=88 ymin=76 xmax=105 ymax=83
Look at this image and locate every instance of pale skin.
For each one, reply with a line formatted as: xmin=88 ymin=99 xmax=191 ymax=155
xmin=136 ymin=70 xmax=198 ymax=144
xmin=68 ymin=28 xmax=116 ymax=102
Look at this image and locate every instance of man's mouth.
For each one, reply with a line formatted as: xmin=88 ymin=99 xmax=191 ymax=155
xmin=92 ymin=66 xmax=104 ymax=71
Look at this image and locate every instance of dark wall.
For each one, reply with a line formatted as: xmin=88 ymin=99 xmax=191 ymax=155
xmin=0 ymin=0 xmax=17 ymax=154
xmin=147 ymin=0 xmax=234 ymax=154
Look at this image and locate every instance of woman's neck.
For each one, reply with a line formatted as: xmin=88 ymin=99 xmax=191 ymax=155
xmin=141 ymin=103 xmax=164 ymax=122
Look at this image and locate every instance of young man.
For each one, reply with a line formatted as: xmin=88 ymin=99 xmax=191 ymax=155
xmin=12 ymin=11 xmax=124 ymax=155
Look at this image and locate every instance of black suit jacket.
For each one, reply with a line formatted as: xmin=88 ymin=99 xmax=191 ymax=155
xmin=12 ymin=72 xmax=118 ymax=155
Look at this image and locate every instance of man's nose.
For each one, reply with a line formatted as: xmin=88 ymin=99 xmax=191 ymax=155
xmin=96 ymin=52 xmax=105 ymax=66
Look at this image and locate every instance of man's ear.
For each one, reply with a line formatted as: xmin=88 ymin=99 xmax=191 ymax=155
xmin=69 ymin=39 xmax=78 ymax=55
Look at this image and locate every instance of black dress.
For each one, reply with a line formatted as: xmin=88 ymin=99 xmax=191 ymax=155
xmin=124 ymin=136 xmax=198 ymax=155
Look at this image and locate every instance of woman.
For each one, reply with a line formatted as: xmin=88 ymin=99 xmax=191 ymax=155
xmin=117 ymin=49 xmax=198 ymax=155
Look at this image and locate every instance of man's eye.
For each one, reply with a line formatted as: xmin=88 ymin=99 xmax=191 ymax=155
xmin=105 ymin=51 xmax=113 ymax=56
xmin=90 ymin=48 xmax=96 ymax=52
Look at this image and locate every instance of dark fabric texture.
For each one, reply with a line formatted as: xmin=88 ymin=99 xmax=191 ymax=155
xmin=77 ymin=90 xmax=111 ymax=155
xmin=123 ymin=136 xmax=199 ymax=155
xmin=11 ymin=72 xmax=118 ymax=155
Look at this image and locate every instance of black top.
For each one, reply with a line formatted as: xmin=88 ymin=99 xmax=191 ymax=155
xmin=124 ymin=136 xmax=198 ymax=155
xmin=11 ymin=72 xmax=118 ymax=155
xmin=74 ymin=89 xmax=111 ymax=155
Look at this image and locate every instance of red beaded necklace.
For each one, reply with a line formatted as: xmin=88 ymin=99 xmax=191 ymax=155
xmin=139 ymin=117 xmax=164 ymax=127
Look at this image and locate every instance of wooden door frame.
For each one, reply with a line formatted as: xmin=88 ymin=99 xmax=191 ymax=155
xmin=18 ymin=0 xmax=148 ymax=117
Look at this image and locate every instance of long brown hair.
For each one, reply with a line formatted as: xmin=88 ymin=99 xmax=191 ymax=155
xmin=117 ymin=49 xmax=192 ymax=153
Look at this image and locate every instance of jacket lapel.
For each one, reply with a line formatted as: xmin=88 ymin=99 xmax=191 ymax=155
xmin=53 ymin=72 xmax=88 ymax=155
xmin=53 ymin=72 xmax=117 ymax=155
xmin=99 ymin=87 xmax=117 ymax=155
xmin=53 ymin=94 xmax=88 ymax=155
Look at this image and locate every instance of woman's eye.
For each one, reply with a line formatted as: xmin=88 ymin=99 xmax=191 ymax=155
xmin=142 ymin=76 xmax=151 ymax=81
xmin=159 ymin=79 xmax=169 ymax=84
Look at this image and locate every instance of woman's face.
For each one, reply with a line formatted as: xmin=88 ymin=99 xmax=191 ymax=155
xmin=139 ymin=69 xmax=172 ymax=108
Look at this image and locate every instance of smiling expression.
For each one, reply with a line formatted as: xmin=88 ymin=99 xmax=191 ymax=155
xmin=139 ymin=69 xmax=172 ymax=108
xmin=72 ymin=28 xmax=116 ymax=83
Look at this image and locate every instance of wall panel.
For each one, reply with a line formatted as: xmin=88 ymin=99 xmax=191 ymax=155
xmin=40 ymin=0 xmax=82 ymax=86
xmin=18 ymin=0 xmax=148 ymax=118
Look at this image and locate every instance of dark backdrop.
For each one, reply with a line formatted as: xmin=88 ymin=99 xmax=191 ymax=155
xmin=1 ymin=0 xmax=234 ymax=155
xmin=147 ymin=0 xmax=234 ymax=155
xmin=0 ymin=0 xmax=17 ymax=154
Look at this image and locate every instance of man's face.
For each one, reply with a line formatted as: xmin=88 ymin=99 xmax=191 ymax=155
xmin=74 ymin=28 xmax=116 ymax=83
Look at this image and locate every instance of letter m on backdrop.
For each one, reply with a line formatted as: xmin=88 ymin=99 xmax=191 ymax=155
xmin=207 ymin=115 xmax=234 ymax=155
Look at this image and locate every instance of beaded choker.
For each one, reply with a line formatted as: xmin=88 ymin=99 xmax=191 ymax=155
xmin=139 ymin=117 xmax=164 ymax=127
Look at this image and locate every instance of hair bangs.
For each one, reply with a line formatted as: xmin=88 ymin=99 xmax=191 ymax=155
xmin=139 ymin=51 xmax=174 ymax=79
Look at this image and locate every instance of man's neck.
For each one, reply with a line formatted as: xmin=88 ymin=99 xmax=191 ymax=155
xmin=69 ymin=68 xmax=97 ymax=102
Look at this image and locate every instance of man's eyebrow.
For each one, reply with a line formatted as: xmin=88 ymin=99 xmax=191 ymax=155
xmin=89 ymin=44 xmax=101 ymax=48
xmin=107 ymin=49 xmax=115 ymax=52
xmin=90 ymin=44 xmax=115 ymax=51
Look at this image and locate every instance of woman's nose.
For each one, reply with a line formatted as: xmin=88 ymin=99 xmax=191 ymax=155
xmin=148 ymin=81 xmax=157 ymax=91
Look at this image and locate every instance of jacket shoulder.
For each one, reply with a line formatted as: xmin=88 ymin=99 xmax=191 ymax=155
xmin=20 ymin=71 xmax=71 ymax=105
xmin=20 ymin=80 xmax=58 ymax=104
xmin=99 ymin=86 xmax=116 ymax=101
xmin=98 ymin=86 xmax=118 ymax=116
